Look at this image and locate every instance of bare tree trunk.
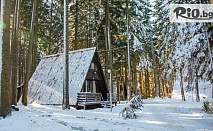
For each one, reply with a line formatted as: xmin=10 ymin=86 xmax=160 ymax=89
xmin=18 ymin=33 xmax=26 ymax=86
xmin=104 ymin=51 xmax=109 ymax=88
xmin=32 ymin=14 xmax=38 ymax=72
xmin=145 ymin=69 xmax=150 ymax=98
xmin=126 ymin=0 xmax=131 ymax=101
xmin=11 ymin=0 xmax=21 ymax=106
xmin=132 ymin=54 xmax=137 ymax=95
xmin=48 ymin=0 xmax=53 ymax=55
xmin=104 ymin=0 xmax=109 ymax=89
xmin=105 ymin=0 xmax=113 ymax=111
xmin=167 ymin=73 xmax=174 ymax=98
xmin=74 ymin=0 xmax=78 ymax=50
xmin=121 ymin=64 xmax=125 ymax=100
xmin=86 ymin=9 xmax=89 ymax=48
xmin=88 ymin=0 xmax=91 ymax=48
xmin=32 ymin=0 xmax=39 ymax=72
xmin=18 ymin=35 xmax=22 ymax=86
xmin=180 ymin=64 xmax=186 ymax=101
xmin=162 ymin=78 xmax=168 ymax=97
xmin=152 ymin=50 xmax=160 ymax=97
xmin=19 ymin=33 xmax=28 ymax=86
xmin=116 ymin=71 xmax=120 ymax=103
xmin=137 ymin=72 xmax=142 ymax=95
xmin=124 ymin=63 xmax=128 ymax=99
xmin=119 ymin=65 xmax=123 ymax=101
xmin=195 ymin=73 xmax=200 ymax=102
xmin=62 ymin=0 xmax=70 ymax=110
xmin=0 ymin=0 xmax=12 ymax=118
xmin=151 ymin=70 xmax=155 ymax=98
xmin=141 ymin=71 xmax=144 ymax=95
xmin=105 ymin=0 xmax=113 ymax=97
xmin=22 ymin=0 xmax=38 ymax=106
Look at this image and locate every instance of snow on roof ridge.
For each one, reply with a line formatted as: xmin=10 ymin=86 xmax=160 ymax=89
xmin=42 ymin=47 xmax=96 ymax=59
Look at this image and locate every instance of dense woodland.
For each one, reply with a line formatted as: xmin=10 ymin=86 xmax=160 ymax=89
xmin=0 ymin=0 xmax=213 ymax=118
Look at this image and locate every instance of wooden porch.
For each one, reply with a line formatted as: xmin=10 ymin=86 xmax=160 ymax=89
xmin=76 ymin=92 xmax=117 ymax=110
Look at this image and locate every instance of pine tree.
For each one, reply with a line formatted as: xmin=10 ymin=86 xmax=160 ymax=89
xmin=130 ymin=0 xmax=154 ymax=97
xmin=153 ymin=0 xmax=212 ymax=100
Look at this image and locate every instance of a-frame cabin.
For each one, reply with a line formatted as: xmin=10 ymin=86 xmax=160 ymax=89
xmin=28 ymin=47 xmax=109 ymax=108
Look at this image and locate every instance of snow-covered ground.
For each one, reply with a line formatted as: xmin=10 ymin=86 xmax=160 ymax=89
xmin=0 ymin=81 xmax=213 ymax=131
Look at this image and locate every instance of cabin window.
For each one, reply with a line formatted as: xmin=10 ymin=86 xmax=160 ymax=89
xmin=90 ymin=63 xmax=95 ymax=69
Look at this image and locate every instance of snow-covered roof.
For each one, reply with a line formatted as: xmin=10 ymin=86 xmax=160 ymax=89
xmin=28 ymin=47 xmax=96 ymax=105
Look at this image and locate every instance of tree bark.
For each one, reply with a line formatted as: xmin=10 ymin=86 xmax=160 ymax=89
xmin=195 ymin=73 xmax=200 ymax=102
xmin=0 ymin=0 xmax=12 ymax=118
xmin=11 ymin=0 xmax=21 ymax=106
xmin=132 ymin=53 xmax=137 ymax=95
xmin=32 ymin=0 xmax=39 ymax=72
xmin=22 ymin=0 xmax=38 ymax=106
xmin=116 ymin=71 xmax=120 ymax=103
xmin=48 ymin=0 xmax=53 ymax=55
xmin=180 ymin=64 xmax=186 ymax=101
xmin=74 ymin=0 xmax=78 ymax=50
xmin=137 ymin=72 xmax=142 ymax=95
xmin=87 ymin=0 xmax=91 ymax=48
xmin=104 ymin=0 xmax=109 ymax=89
xmin=105 ymin=0 xmax=113 ymax=111
xmin=152 ymin=49 xmax=160 ymax=97
xmin=105 ymin=0 xmax=113 ymax=95
xmin=162 ymin=78 xmax=168 ymax=97
xmin=32 ymin=11 xmax=38 ymax=72
xmin=126 ymin=0 xmax=131 ymax=101
xmin=62 ymin=0 xmax=70 ymax=110
xmin=121 ymin=63 xmax=125 ymax=100
xmin=145 ymin=69 xmax=150 ymax=98
xmin=140 ymin=71 xmax=144 ymax=95
xmin=124 ymin=62 xmax=128 ymax=99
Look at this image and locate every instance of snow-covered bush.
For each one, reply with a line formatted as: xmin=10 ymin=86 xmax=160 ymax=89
xmin=202 ymin=101 xmax=213 ymax=114
xmin=119 ymin=94 xmax=143 ymax=119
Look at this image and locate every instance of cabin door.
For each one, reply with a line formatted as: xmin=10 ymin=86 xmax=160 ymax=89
xmin=82 ymin=80 xmax=96 ymax=93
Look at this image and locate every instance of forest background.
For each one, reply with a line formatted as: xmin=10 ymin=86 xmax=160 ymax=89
xmin=0 ymin=0 xmax=213 ymax=118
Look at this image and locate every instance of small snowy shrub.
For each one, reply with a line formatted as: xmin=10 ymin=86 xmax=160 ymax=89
xmin=202 ymin=101 xmax=213 ymax=114
xmin=119 ymin=94 xmax=143 ymax=119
